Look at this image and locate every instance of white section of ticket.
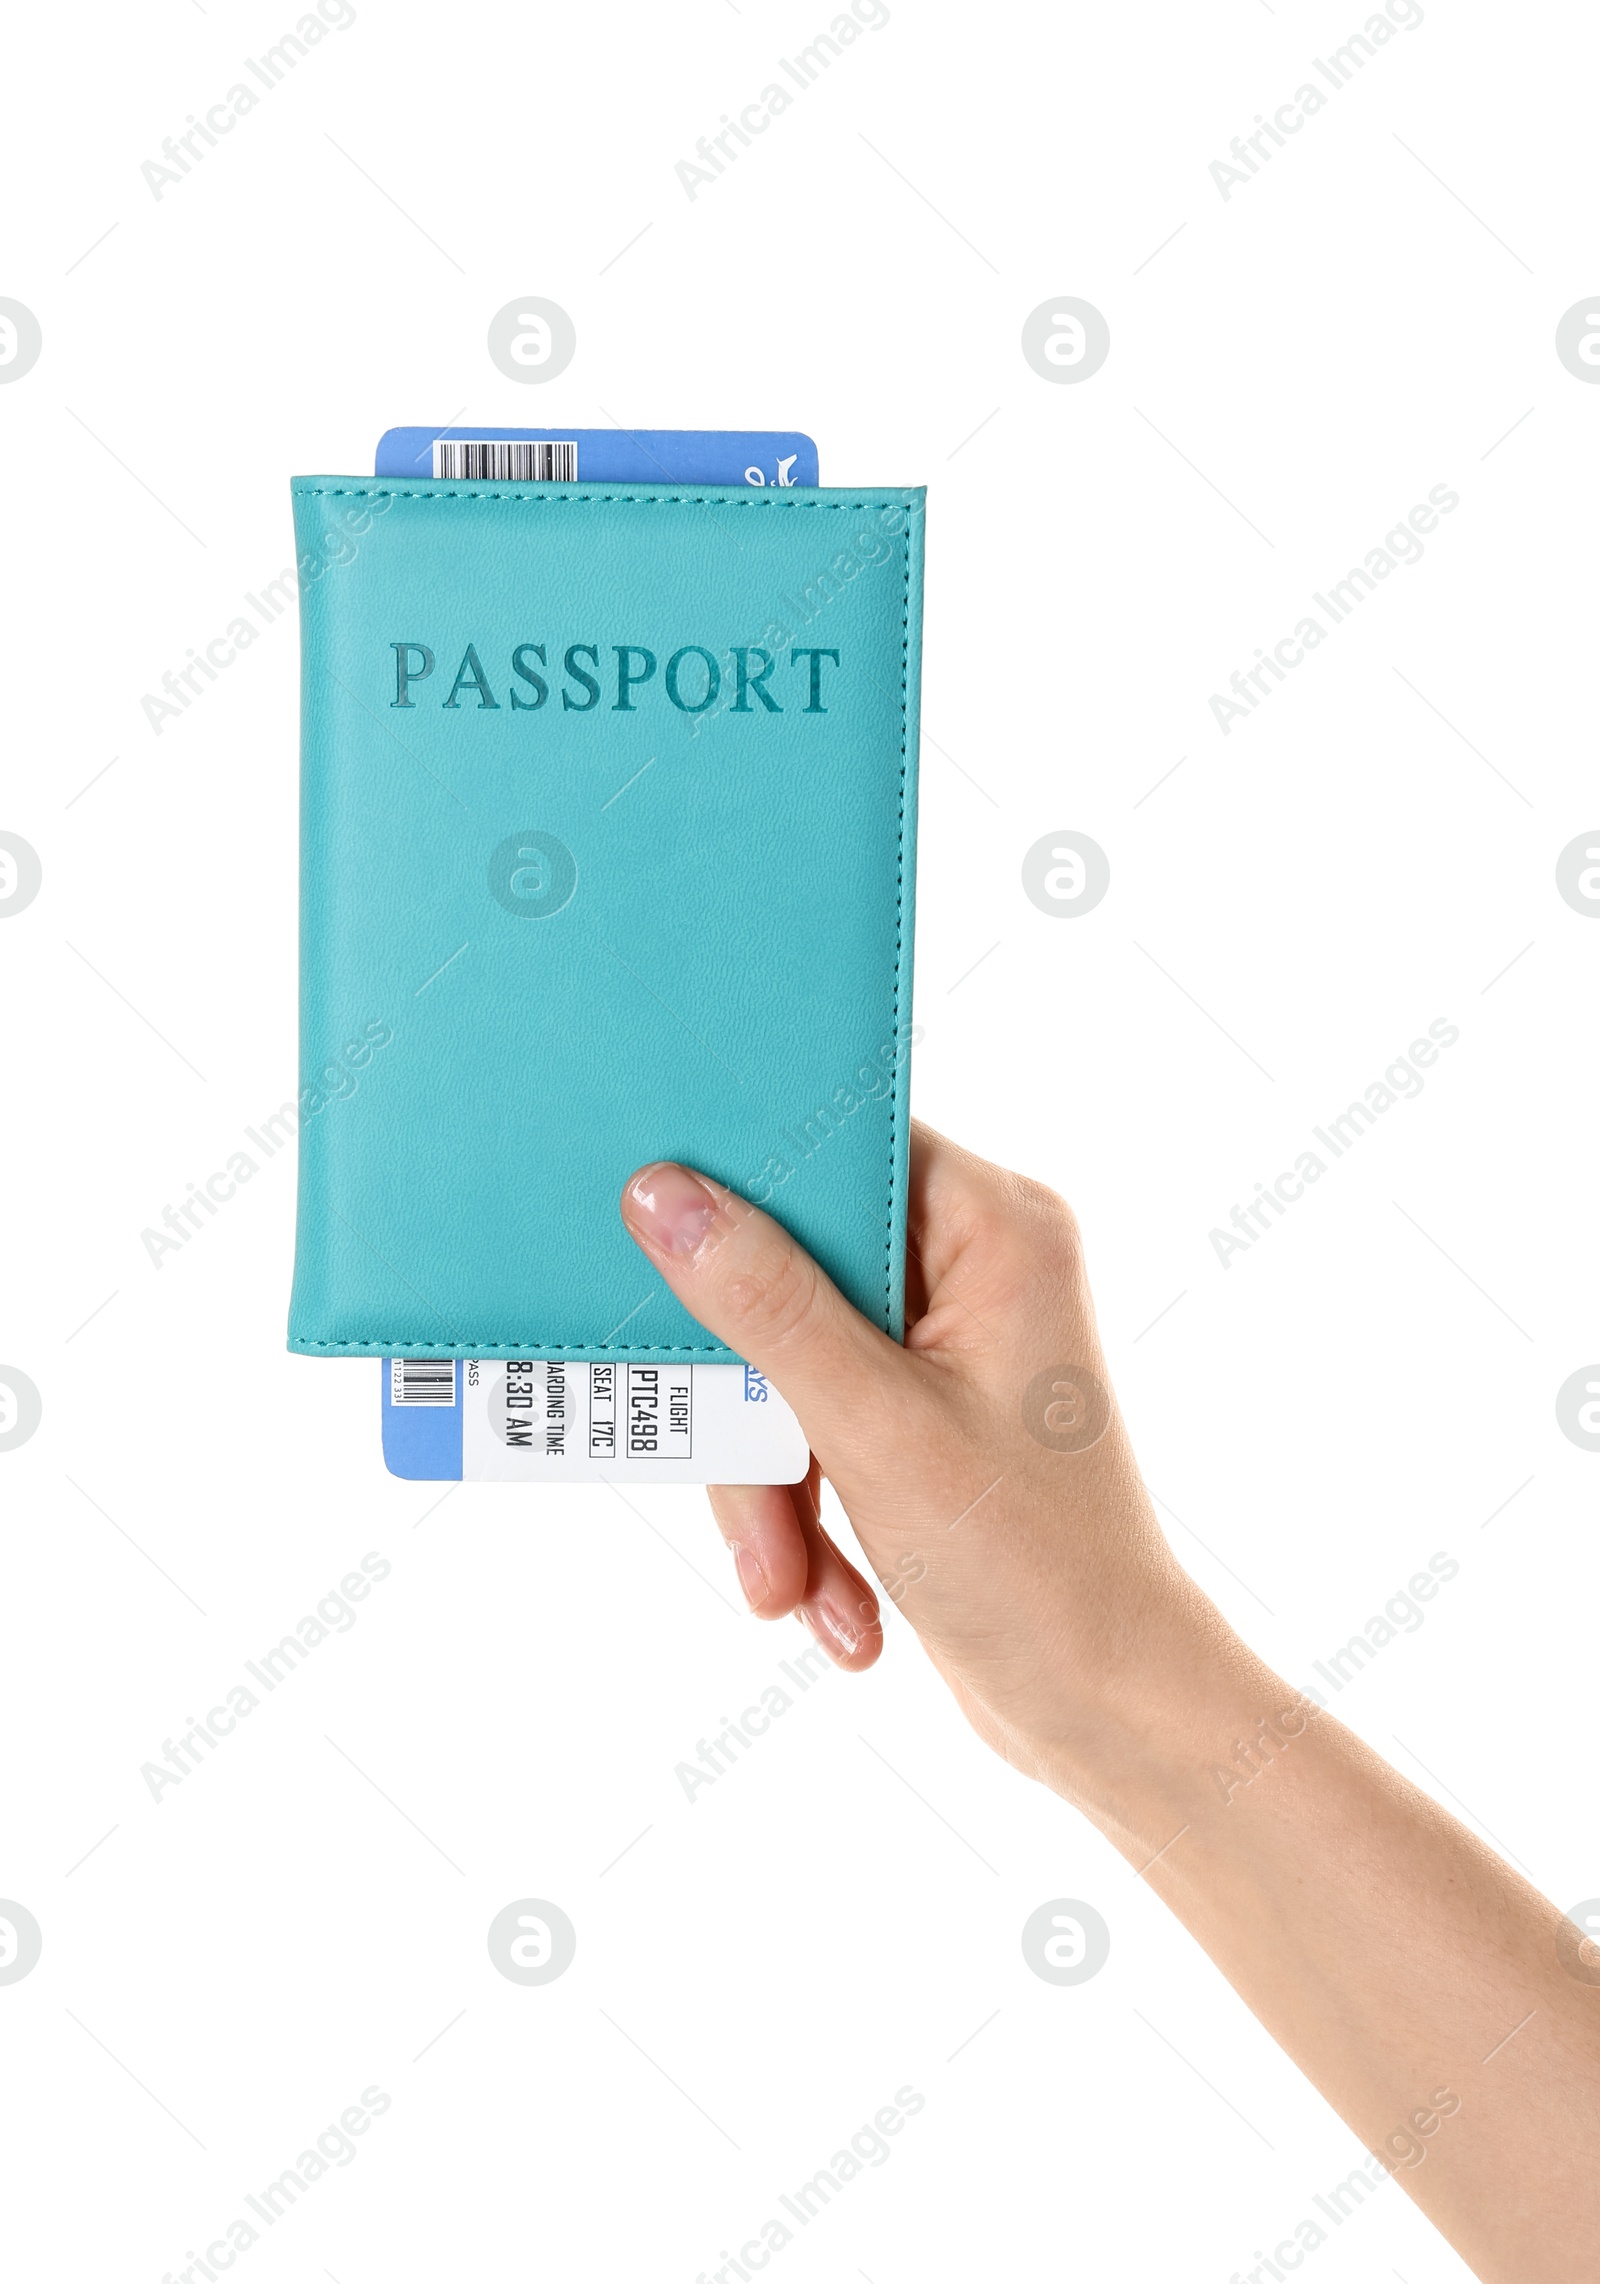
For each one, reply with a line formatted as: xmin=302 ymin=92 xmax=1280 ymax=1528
xmin=461 ymin=1359 xmax=809 ymax=1484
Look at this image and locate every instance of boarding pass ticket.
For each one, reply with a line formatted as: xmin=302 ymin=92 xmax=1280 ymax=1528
xmin=382 ymin=1358 xmax=808 ymax=1485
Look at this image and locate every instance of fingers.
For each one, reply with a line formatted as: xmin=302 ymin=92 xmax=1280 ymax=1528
xmin=788 ymin=1466 xmax=884 ymax=1671
xmin=706 ymin=1481 xmax=810 ymax=1615
xmin=902 ymin=1118 xmax=1086 ymax=1358
xmin=707 ymin=1463 xmax=883 ymax=1672
xmin=903 ymin=1120 xmax=990 ymax=1323
xmin=619 ymin=1161 xmax=913 ymax=1460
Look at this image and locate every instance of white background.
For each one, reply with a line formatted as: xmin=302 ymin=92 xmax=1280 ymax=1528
xmin=2 ymin=1 xmax=1596 ymax=2277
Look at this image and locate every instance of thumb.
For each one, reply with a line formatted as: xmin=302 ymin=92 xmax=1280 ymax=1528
xmin=619 ymin=1161 xmax=910 ymax=1452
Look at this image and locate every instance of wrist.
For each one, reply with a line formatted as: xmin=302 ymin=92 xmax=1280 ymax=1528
xmin=1032 ymin=1587 xmax=1298 ymax=1854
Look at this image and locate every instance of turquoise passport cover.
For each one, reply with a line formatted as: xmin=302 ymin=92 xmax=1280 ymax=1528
xmin=287 ymin=477 xmax=924 ymax=1361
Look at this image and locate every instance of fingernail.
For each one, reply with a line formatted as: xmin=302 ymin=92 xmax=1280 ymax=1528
xmin=733 ymin=1542 xmax=770 ymax=1611
xmin=800 ymin=1598 xmax=861 ymax=1661
xmin=623 ymin=1162 xmax=721 ymax=1258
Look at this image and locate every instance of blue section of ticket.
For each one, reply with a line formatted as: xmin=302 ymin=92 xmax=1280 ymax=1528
xmin=374 ymin=427 xmax=819 ymax=488
xmin=381 ymin=1360 xmax=463 ymax=1479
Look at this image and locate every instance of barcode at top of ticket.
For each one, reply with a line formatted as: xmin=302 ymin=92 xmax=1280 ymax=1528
xmin=391 ymin=1357 xmax=455 ymax=1406
xmin=432 ymin=439 xmax=577 ymax=480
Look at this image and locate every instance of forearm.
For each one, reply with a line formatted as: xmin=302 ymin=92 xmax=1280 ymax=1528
xmin=1043 ymin=1604 xmax=1600 ymax=2281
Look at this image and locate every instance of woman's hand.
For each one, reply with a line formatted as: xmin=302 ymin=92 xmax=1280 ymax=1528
xmin=620 ymin=1121 xmax=1217 ymax=1811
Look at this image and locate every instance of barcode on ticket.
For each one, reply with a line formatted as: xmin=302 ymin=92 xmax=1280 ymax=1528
xmin=390 ymin=1357 xmax=456 ymax=1406
xmin=432 ymin=439 xmax=577 ymax=481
